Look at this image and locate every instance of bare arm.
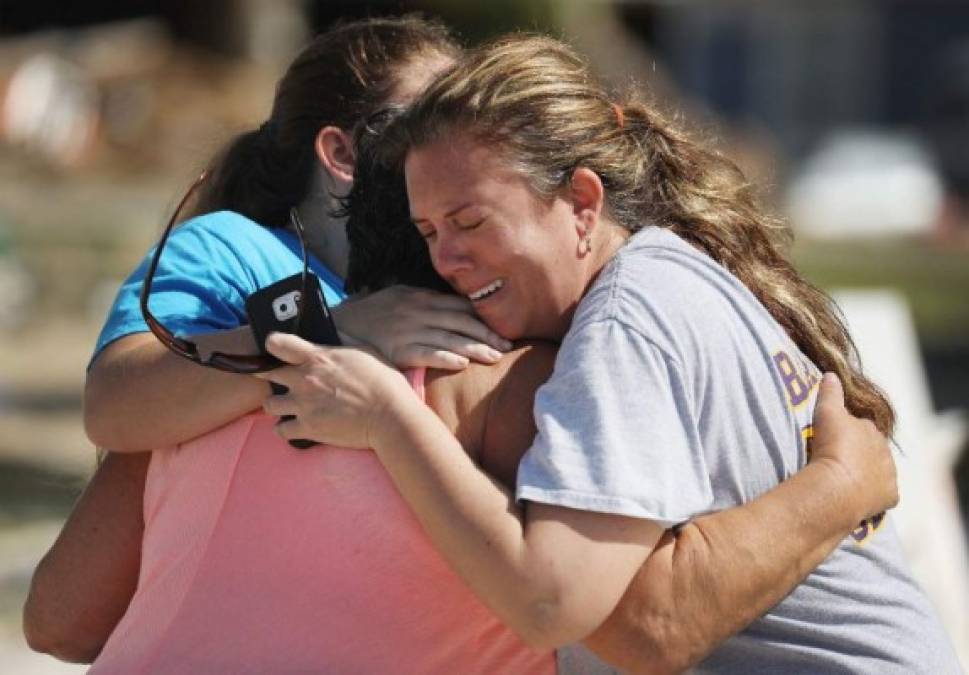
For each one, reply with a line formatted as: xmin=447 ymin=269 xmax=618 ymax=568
xmin=265 ymin=338 xmax=662 ymax=647
xmin=481 ymin=357 xmax=896 ymax=672
xmin=86 ymin=288 xmax=511 ymax=452
xmin=585 ymin=378 xmax=893 ymax=673
xmin=23 ymin=452 xmax=148 ymax=663
xmin=84 ymin=331 xmax=269 ymax=452
xmin=28 ymin=341 xmax=513 ymax=663
xmin=377 ymin=391 xmax=661 ymax=648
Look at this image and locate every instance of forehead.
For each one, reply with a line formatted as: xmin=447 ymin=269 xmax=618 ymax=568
xmin=404 ymin=132 xmax=525 ymax=213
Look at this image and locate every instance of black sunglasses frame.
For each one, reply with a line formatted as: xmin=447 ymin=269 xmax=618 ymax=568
xmin=139 ymin=172 xmax=310 ymax=374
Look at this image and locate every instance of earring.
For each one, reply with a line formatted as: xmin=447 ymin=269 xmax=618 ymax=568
xmin=578 ymin=234 xmax=593 ymax=256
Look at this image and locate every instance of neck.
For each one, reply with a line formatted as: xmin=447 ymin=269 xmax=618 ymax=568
xmin=297 ymin=176 xmax=350 ymax=280
xmin=588 ymin=221 xmax=630 ymax=281
xmin=556 ymin=223 xmax=629 ymax=340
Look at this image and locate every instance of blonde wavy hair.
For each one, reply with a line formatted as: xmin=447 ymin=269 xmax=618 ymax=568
xmin=391 ymin=34 xmax=894 ymax=434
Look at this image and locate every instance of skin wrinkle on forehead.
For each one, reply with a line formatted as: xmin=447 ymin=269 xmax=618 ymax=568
xmin=407 ymin=149 xmax=540 ymax=233
xmin=407 ymin=134 xmax=553 ymax=223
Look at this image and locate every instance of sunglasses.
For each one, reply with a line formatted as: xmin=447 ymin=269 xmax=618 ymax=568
xmin=140 ymin=172 xmax=311 ymax=373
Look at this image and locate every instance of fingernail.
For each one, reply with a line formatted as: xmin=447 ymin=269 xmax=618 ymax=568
xmin=496 ymin=338 xmax=513 ymax=351
xmin=484 ymin=348 xmax=503 ymax=362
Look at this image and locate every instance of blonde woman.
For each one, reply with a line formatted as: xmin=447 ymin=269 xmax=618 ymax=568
xmin=264 ymin=36 xmax=961 ymax=672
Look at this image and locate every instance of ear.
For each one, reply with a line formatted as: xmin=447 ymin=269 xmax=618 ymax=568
xmin=569 ymin=167 xmax=605 ymax=240
xmin=314 ymin=126 xmax=355 ymax=189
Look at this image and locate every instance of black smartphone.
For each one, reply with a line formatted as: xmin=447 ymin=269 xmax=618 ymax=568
xmin=246 ymin=272 xmax=341 ymax=449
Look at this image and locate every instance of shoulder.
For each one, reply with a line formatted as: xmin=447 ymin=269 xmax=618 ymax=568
xmin=425 ymin=343 xmax=556 ymax=424
xmin=612 ymin=228 xmax=730 ymax=308
xmin=161 ymin=211 xmax=273 ymax=268
xmin=172 ymin=211 xmax=288 ymax=254
xmin=425 ymin=342 xmax=557 ymax=487
xmin=573 ymin=227 xmax=747 ymax=356
xmin=168 ymin=210 xmax=307 ymax=286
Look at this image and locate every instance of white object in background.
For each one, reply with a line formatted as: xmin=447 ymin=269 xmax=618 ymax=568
xmin=787 ymin=132 xmax=944 ymax=239
xmin=1 ymin=53 xmax=98 ymax=165
xmin=834 ymin=288 xmax=969 ymax=669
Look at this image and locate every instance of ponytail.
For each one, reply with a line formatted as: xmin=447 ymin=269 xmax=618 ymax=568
xmin=184 ymin=15 xmax=460 ymax=228
xmin=615 ymin=101 xmax=893 ymax=434
xmin=189 ymin=125 xmax=315 ymax=228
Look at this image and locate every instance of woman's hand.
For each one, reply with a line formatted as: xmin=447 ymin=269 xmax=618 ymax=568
xmin=333 ymin=286 xmax=512 ymax=370
xmin=258 ymin=333 xmax=413 ymax=449
xmin=809 ymin=373 xmax=898 ymax=524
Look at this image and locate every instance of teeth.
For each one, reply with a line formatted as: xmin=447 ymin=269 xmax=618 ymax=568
xmin=468 ymin=279 xmax=504 ymax=301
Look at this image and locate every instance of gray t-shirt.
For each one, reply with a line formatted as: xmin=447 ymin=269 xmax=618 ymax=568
xmin=521 ymin=227 xmax=961 ymax=674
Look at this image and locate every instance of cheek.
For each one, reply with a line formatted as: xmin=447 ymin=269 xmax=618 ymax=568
xmin=529 ymin=242 xmax=585 ymax=309
xmin=521 ymin=227 xmax=572 ymax=277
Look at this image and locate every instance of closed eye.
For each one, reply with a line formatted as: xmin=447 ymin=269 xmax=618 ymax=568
xmin=455 ymin=217 xmax=486 ymax=230
xmin=415 ymin=225 xmax=437 ymax=241
xmin=411 ymin=219 xmax=435 ymax=240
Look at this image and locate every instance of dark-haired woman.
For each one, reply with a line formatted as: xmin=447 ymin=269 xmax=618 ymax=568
xmin=82 ymin=16 xmax=509 ymax=455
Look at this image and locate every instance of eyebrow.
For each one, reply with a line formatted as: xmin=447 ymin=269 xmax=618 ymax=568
xmin=411 ymin=203 xmax=475 ymax=224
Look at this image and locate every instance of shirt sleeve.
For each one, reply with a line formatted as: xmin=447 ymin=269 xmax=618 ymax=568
xmin=92 ymin=217 xmax=256 ymax=361
xmin=516 ymin=317 xmax=714 ymax=528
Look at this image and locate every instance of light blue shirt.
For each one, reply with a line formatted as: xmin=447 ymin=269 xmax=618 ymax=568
xmin=94 ymin=210 xmax=346 ymax=361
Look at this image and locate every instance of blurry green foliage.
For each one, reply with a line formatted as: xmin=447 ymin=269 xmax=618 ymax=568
xmin=792 ymin=238 xmax=969 ymax=346
xmin=417 ymin=0 xmax=558 ymax=43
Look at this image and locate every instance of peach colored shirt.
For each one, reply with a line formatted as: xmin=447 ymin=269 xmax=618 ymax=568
xmin=91 ymin=370 xmax=554 ymax=674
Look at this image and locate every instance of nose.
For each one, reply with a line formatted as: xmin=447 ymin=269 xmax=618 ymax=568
xmin=429 ymin=229 xmax=473 ymax=280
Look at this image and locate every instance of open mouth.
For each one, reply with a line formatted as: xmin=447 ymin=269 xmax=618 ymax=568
xmin=468 ymin=279 xmax=504 ymax=302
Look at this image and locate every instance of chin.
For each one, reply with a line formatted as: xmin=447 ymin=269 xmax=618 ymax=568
xmin=495 ymin=324 xmax=524 ymax=342
xmin=481 ymin=313 xmax=523 ymax=342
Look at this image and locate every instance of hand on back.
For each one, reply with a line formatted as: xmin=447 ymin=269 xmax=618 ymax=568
xmin=333 ymin=285 xmax=512 ymax=370
xmin=809 ymin=373 xmax=898 ymax=523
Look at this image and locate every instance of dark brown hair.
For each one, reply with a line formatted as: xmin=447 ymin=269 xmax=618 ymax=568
xmin=190 ymin=15 xmax=460 ymax=229
xmin=342 ymin=107 xmax=449 ymax=294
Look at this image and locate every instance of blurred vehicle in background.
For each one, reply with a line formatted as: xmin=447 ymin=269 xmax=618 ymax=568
xmin=786 ymin=132 xmax=944 ymax=241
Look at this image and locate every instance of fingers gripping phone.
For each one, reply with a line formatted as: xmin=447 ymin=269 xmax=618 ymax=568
xmin=246 ymin=272 xmax=341 ymax=449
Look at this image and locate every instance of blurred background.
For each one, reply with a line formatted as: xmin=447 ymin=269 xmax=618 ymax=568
xmin=0 ymin=0 xmax=966 ymax=671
